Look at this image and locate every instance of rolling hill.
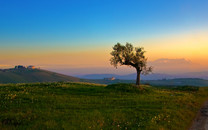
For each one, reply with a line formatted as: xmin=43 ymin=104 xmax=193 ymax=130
xmin=84 ymin=78 xmax=208 ymax=87
xmin=0 ymin=68 xmax=80 ymax=84
xmin=77 ymin=71 xmax=208 ymax=80
xmin=76 ymin=73 xmax=174 ymax=80
xmin=1 ymin=68 xmax=208 ymax=87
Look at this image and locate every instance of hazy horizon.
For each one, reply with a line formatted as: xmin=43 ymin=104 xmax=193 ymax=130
xmin=1 ymin=58 xmax=207 ymax=76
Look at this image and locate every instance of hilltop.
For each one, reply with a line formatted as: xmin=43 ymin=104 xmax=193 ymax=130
xmin=0 ymin=66 xmax=80 ymax=84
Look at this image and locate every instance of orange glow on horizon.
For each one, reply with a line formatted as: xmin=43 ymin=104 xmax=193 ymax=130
xmin=1 ymin=31 xmax=208 ymax=70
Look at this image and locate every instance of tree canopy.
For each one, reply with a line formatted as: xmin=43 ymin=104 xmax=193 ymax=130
xmin=110 ymin=43 xmax=152 ymax=85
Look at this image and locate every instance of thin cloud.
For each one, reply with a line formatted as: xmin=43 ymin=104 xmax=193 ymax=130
xmin=0 ymin=64 xmax=13 ymax=69
xmin=148 ymin=58 xmax=205 ymax=74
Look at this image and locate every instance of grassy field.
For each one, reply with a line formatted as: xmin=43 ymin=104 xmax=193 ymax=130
xmin=0 ymin=82 xmax=208 ymax=130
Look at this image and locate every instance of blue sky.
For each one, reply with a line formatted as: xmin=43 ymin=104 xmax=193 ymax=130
xmin=1 ymin=0 xmax=208 ymax=48
xmin=0 ymin=0 xmax=208 ymax=74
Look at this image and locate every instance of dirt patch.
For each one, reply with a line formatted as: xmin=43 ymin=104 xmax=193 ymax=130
xmin=190 ymin=100 xmax=208 ymax=130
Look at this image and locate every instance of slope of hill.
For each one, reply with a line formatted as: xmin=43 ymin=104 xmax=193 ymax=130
xmin=77 ymin=73 xmax=174 ymax=80
xmin=143 ymin=78 xmax=208 ymax=87
xmin=0 ymin=68 xmax=80 ymax=83
xmin=84 ymin=78 xmax=208 ymax=87
xmin=0 ymin=82 xmax=208 ymax=129
xmin=77 ymin=71 xmax=208 ymax=80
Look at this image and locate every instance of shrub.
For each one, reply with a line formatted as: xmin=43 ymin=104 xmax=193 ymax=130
xmin=105 ymin=83 xmax=152 ymax=93
xmin=172 ymin=86 xmax=199 ymax=92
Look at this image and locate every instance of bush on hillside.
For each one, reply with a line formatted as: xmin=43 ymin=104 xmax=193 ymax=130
xmin=105 ymin=83 xmax=152 ymax=93
xmin=172 ymin=86 xmax=199 ymax=92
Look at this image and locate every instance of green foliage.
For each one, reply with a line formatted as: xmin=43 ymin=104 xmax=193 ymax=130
xmin=0 ymin=82 xmax=208 ymax=129
xmin=172 ymin=86 xmax=199 ymax=92
xmin=110 ymin=43 xmax=152 ymax=74
xmin=110 ymin=43 xmax=152 ymax=85
xmin=106 ymin=83 xmax=153 ymax=93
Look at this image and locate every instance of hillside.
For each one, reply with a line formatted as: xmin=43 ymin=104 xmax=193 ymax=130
xmin=0 ymin=68 xmax=80 ymax=83
xmin=77 ymin=73 xmax=172 ymax=80
xmin=77 ymin=71 xmax=208 ymax=80
xmin=0 ymin=82 xmax=208 ymax=129
xmin=143 ymin=78 xmax=208 ymax=87
xmin=85 ymin=78 xmax=208 ymax=87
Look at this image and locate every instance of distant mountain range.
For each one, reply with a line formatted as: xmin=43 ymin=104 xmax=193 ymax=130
xmin=0 ymin=68 xmax=80 ymax=84
xmin=85 ymin=78 xmax=208 ymax=87
xmin=0 ymin=68 xmax=208 ymax=87
xmin=76 ymin=71 xmax=208 ymax=80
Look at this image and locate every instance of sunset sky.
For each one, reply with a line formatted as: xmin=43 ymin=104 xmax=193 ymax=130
xmin=0 ymin=0 xmax=208 ymax=75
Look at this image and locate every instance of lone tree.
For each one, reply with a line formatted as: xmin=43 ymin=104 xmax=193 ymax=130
xmin=110 ymin=43 xmax=152 ymax=86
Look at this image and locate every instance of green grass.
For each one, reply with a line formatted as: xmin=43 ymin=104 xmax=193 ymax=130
xmin=0 ymin=82 xmax=208 ymax=130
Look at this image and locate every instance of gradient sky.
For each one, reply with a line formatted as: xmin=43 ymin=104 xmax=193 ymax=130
xmin=0 ymin=0 xmax=208 ymax=75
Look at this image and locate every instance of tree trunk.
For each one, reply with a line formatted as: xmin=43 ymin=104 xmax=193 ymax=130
xmin=136 ymin=69 xmax=141 ymax=86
